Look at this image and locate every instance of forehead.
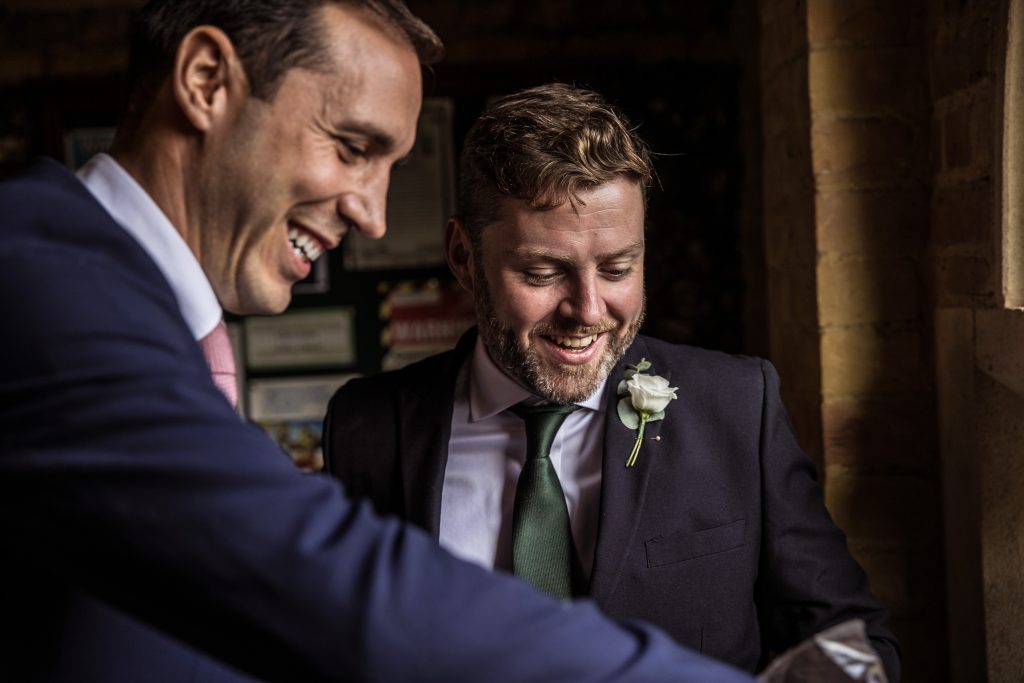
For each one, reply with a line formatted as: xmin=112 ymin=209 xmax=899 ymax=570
xmin=484 ymin=177 xmax=646 ymax=258
xmin=305 ymin=4 xmax=423 ymax=144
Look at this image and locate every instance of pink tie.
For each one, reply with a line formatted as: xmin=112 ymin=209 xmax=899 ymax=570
xmin=198 ymin=320 xmax=238 ymax=409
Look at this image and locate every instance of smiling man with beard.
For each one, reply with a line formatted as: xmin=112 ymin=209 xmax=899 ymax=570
xmin=324 ymin=82 xmax=901 ymax=680
xmin=469 ymin=173 xmax=646 ymax=405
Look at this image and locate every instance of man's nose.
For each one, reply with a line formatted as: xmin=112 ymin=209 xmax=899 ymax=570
xmin=337 ymin=168 xmax=389 ymax=240
xmin=559 ymin=274 xmax=606 ymax=325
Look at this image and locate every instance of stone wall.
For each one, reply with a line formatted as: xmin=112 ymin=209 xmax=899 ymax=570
xmin=759 ymin=1 xmax=947 ymax=680
xmin=808 ymin=3 xmax=943 ymax=681
xmin=932 ymin=1 xmax=1024 ymax=681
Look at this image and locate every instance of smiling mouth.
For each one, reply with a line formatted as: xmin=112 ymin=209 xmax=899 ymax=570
xmin=545 ymin=333 xmax=599 ymax=351
xmin=288 ymin=226 xmax=324 ymax=264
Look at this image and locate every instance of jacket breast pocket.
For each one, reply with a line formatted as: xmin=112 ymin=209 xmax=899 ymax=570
xmin=645 ymin=519 xmax=747 ymax=568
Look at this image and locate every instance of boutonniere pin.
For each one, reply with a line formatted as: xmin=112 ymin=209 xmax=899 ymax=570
xmin=617 ymin=358 xmax=678 ymax=467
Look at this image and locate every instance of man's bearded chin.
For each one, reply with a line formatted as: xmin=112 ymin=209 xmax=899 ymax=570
xmin=473 ymin=265 xmax=645 ymax=404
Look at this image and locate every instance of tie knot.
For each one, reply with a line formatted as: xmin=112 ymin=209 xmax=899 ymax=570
xmin=510 ymin=402 xmax=580 ymax=461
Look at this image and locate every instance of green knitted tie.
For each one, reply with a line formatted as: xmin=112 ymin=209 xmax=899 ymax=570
xmin=509 ymin=402 xmax=580 ymax=600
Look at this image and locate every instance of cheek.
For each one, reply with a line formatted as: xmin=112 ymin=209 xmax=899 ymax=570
xmin=276 ymin=131 xmax=345 ymax=200
xmin=295 ymin=151 xmax=344 ymax=197
xmin=492 ymin=277 xmax=560 ymax=331
xmin=253 ymin=223 xmax=284 ymax=252
xmin=608 ymin=281 xmax=645 ymax=323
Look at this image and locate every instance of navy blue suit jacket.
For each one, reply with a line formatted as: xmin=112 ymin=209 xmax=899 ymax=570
xmin=0 ymin=159 xmax=754 ymax=683
xmin=324 ymin=331 xmax=901 ymax=680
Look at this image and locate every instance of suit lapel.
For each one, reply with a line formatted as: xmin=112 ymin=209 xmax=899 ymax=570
xmin=589 ymin=337 xmax=667 ymax=604
xmin=397 ymin=329 xmax=477 ymax=538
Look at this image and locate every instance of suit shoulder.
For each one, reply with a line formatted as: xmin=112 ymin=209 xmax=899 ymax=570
xmin=329 ymin=349 xmax=457 ymax=405
xmin=0 ymin=159 xmax=156 ymax=279
xmin=638 ymin=335 xmax=767 ymax=382
xmin=0 ymin=159 xmax=98 ymax=220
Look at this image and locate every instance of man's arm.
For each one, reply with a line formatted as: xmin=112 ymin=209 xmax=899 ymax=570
xmin=755 ymin=360 xmax=901 ymax=681
xmin=0 ymin=239 xmax=753 ymax=680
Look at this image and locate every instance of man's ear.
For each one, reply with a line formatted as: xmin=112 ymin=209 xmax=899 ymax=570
xmin=446 ymin=216 xmax=476 ymax=294
xmin=172 ymin=26 xmax=247 ymax=132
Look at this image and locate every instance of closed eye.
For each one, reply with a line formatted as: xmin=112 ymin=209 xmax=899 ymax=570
xmin=600 ymin=264 xmax=635 ymax=280
xmin=335 ymin=136 xmax=368 ymax=161
xmin=523 ymin=270 xmax=561 ymax=285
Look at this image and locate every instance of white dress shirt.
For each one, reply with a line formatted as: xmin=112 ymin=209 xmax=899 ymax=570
xmin=76 ymin=154 xmax=222 ymax=341
xmin=440 ymin=338 xmax=607 ymax=581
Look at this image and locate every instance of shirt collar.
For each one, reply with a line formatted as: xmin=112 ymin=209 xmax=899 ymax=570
xmin=77 ymin=153 xmax=223 ymax=340
xmin=468 ymin=336 xmax=608 ymax=421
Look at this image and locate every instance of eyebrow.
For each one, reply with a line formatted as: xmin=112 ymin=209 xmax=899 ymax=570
xmin=513 ymin=240 xmax=644 ymax=264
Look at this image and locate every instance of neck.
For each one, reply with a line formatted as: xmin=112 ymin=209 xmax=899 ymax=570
xmin=110 ymin=132 xmax=201 ymax=260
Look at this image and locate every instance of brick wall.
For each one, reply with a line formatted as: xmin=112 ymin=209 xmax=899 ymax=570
xmin=760 ymin=1 xmax=948 ymax=680
xmin=808 ymin=3 xmax=944 ymax=682
xmin=932 ymin=0 xmax=1001 ymax=310
xmin=931 ymin=10 xmax=1003 ymax=680
xmin=932 ymin=1 xmax=1024 ymax=681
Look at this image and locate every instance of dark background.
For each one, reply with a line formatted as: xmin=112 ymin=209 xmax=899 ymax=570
xmin=0 ymin=0 xmax=764 ymax=376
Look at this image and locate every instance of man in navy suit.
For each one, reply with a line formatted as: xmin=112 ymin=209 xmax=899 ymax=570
xmin=323 ymin=84 xmax=901 ymax=680
xmin=0 ymin=2 xmax=754 ymax=682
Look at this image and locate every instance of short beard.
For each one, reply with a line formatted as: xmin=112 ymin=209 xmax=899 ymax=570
xmin=473 ymin=257 xmax=644 ymax=404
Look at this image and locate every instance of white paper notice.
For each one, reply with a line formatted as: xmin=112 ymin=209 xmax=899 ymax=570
xmin=244 ymin=307 xmax=355 ymax=369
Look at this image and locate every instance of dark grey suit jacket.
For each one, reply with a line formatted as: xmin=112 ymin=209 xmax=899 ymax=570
xmin=324 ymin=330 xmax=901 ymax=680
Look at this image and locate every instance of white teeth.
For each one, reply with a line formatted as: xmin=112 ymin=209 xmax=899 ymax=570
xmin=550 ymin=334 xmax=597 ymax=349
xmin=305 ymin=240 xmax=323 ymax=261
xmin=287 ymin=227 xmax=323 ymax=263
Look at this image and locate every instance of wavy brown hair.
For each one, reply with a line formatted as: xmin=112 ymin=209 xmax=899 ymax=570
xmin=458 ymin=83 xmax=654 ymax=243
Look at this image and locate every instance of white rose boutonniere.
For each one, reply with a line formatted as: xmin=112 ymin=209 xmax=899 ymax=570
xmin=616 ymin=358 xmax=678 ymax=467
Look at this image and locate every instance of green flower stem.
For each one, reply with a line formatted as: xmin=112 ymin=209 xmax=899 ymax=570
xmin=625 ymin=413 xmax=650 ymax=467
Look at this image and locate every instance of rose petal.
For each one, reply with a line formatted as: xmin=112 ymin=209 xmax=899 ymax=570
xmin=627 ymin=375 xmax=675 ymax=412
